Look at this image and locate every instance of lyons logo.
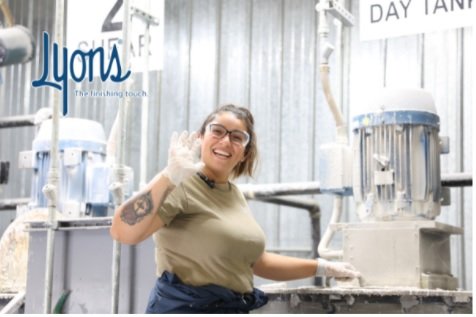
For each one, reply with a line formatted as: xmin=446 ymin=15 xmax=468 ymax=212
xmin=32 ymin=32 xmax=131 ymax=115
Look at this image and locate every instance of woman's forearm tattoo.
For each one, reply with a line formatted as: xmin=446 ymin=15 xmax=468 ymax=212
xmin=120 ymin=191 xmax=153 ymax=225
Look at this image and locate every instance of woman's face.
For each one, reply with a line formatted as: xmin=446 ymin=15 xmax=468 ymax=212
xmin=200 ymin=112 xmax=248 ymax=183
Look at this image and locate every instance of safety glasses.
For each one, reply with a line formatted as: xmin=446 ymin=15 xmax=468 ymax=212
xmin=207 ymin=123 xmax=250 ymax=147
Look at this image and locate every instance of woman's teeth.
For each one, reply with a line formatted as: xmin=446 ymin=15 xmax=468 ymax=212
xmin=213 ymin=149 xmax=231 ymax=158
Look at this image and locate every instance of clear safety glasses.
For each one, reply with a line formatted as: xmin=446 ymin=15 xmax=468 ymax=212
xmin=207 ymin=123 xmax=250 ymax=147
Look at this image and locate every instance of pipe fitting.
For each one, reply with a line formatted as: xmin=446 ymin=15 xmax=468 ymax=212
xmin=109 ymin=182 xmax=124 ymax=204
xmin=42 ymin=184 xmax=57 ymax=205
xmin=321 ymin=42 xmax=334 ymax=64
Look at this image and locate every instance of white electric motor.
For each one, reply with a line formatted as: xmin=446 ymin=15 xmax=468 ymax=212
xmin=351 ymin=88 xmax=444 ymax=221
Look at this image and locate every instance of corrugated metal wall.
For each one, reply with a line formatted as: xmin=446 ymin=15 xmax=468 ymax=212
xmin=0 ymin=0 xmax=59 ymax=243
xmin=0 ymin=0 xmax=472 ymax=289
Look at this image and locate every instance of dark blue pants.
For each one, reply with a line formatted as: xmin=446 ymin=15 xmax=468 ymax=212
xmin=145 ymin=271 xmax=268 ymax=314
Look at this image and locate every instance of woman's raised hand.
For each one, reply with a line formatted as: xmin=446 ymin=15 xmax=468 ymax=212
xmin=163 ymin=131 xmax=204 ymax=186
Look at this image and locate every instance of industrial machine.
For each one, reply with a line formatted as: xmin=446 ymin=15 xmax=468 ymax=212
xmin=320 ymin=88 xmax=460 ymax=290
xmin=19 ymin=118 xmax=133 ymax=218
xmin=349 ymin=88 xmax=459 ymax=289
xmin=314 ymin=0 xmax=463 ymax=291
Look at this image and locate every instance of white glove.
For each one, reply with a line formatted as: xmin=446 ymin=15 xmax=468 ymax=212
xmin=316 ymin=258 xmax=361 ymax=278
xmin=163 ymin=131 xmax=204 ymax=186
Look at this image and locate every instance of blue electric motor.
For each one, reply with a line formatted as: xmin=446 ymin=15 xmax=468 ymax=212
xmin=20 ymin=118 xmax=133 ymax=217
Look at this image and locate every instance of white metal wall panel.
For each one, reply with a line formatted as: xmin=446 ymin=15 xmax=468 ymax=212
xmin=188 ymin=0 xmax=220 ymax=129
xmin=218 ymin=0 xmax=251 ymax=107
xmin=158 ymin=0 xmax=193 ymax=170
xmin=247 ymin=0 xmax=283 ymax=249
xmin=385 ymin=35 xmax=423 ymax=87
xmin=279 ymin=0 xmax=316 ymax=250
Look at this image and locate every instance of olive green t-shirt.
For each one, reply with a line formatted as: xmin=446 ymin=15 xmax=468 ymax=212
xmin=154 ymin=174 xmax=266 ymax=294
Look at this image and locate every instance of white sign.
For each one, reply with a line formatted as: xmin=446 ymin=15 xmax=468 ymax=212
xmin=360 ymin=0 xmax=475 ymax=40
xmin=67 ymin=0 xmax=163 ymax=72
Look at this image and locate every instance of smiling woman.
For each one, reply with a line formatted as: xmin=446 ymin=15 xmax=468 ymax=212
xmin=197 ymin=105 xmax=257 ymax=183
xmin=109 ymin=104 xmax=360 ymax=314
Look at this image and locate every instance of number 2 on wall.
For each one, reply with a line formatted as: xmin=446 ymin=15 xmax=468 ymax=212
xmin=102 ymin=0 xmax=123 ymax=32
